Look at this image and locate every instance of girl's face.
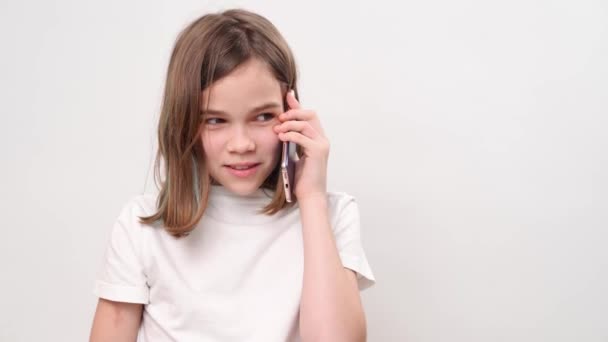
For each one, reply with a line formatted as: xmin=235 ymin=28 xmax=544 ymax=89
xmin=199 ymin=58 xmax=284 ymax=196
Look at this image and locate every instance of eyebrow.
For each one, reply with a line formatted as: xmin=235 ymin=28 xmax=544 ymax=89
xmin=202 ymin=102 xmax=282 ymax=116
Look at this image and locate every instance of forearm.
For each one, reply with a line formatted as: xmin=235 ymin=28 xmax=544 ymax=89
xmin=298 ymin=194 xmax=366 ymax=342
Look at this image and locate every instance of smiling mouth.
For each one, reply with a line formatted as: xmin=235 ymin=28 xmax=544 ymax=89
xmin=225 ymin=163 xmax=261 ymax=170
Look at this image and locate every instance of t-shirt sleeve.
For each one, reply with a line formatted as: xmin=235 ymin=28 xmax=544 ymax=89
xmin=93 ymin=197 xmax=150 ymax=304
xmin=332 ymin=194 xmax=376 ymax=291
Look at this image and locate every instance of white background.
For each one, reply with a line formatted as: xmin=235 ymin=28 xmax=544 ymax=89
xmin=1 ymin=0 xmax=607 ymax=341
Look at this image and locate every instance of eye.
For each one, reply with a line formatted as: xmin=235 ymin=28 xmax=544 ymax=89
xmin=256 ymin=113 xmax=276 ymax=122
xmin=205 ymin=118 xmax=225 ymax=125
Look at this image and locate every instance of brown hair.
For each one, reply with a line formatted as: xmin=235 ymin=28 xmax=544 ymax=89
xmin=139 ymin=8 xmax=302 ymax=237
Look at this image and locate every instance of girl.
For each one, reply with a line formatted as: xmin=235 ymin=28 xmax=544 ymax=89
xmin=89 ymin=8 xmax=375 ymax=342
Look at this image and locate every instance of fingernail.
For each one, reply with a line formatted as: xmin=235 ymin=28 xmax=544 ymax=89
xmin=289 ymin=89 xmax=295 ymax=98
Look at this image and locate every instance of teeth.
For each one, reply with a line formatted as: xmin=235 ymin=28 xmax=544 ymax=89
xmin=232 ymin=165 xmax=254 ymax=170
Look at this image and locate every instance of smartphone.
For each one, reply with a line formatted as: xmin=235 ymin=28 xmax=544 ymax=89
xmin=281 ymin=89 xmax=297 ymax=202
xmin=281 ymin=141 xmax=296 ymax=202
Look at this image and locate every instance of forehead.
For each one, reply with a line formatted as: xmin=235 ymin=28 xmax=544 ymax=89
xmin=201 ymin=58 xmax=284 ymax=114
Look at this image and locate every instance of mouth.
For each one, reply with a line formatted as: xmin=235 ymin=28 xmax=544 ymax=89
xmin=224 ymin=162 xmax=261 ymax=178
xmin=224 ymin=162 xmax=261 ymax=170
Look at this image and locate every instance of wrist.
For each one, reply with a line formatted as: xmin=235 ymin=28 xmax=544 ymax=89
xmin=297 ymin=191 xmax=328 ymax=206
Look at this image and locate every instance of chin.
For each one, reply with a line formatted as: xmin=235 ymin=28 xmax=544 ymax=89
xmin=223 ymin=181 xmax=263 ymax=196
xmin=210 ymin=172 xmax=260 ymax=194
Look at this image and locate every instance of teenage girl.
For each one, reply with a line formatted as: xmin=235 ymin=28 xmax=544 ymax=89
xmin=89 ymin=8 xmax=375 ymax=342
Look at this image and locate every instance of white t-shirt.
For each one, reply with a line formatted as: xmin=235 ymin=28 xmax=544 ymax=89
xmin=93 ymin=184 xmax=375 ymax=342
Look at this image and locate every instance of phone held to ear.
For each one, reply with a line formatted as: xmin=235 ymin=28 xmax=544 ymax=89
xmin=281 ymin=141 xmax=296 ymax=202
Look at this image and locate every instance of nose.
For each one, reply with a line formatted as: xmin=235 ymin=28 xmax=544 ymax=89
xmin=227 ymin=127 xmax=255 ymax=153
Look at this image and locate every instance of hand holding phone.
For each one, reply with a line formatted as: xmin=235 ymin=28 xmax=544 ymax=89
xmin=278 ymin=88 xmax=329 ymax=202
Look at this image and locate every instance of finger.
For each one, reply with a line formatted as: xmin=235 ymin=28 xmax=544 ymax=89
xmin=274 ymin=120 xmax=319 ymax=140
xmin=286 ymin=89 xmax=300 ymax=110
xmin=277 ymin=131 xmax=314 ymax=148
xmin=279 ymin=108 xmax=316 ymax=122
xmin=279 ymin=110 xmax=326 ymax=137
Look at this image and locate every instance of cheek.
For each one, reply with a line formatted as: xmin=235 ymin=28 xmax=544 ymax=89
xmin=200 ymin=131 xmax=222 ymax=157
xmin=242 ymin=125 xmax=278 ymax=142
xmin=261 ymin=125 xmax=280 ymax=141
xmin=258 ymin=130 xmax=281 ymax=149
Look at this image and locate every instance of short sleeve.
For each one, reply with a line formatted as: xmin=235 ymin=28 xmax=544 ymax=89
xmin=332 ymin=194 xmax=376 ymax=291
xmin=93 ymin=197 xmax=150 ymax=304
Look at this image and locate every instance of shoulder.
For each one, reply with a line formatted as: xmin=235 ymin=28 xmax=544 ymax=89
xmin=113 ymin=193 xmax=160 ymax=230
xmin=324 ymin=190 xmax=360 ymax=225
xmin=120 ymin=193 xmax=158 ymax=215
xmin=326 ymin=189 xmax=357 ymax=210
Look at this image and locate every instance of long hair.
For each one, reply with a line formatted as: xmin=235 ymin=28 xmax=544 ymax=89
xmin=139 ymin=9 xmax=302 ymax=237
